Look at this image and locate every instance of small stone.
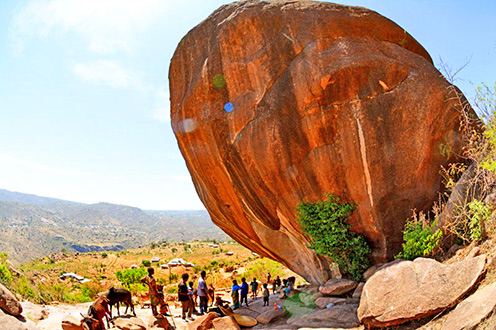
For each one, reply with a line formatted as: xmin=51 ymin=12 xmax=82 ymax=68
xmin=319 ymin=279 xmax=357 ymax=296
xmin=29 ymin=309 xmax=49 ymax=321
xmin=212 ymin=316 xmax=240 ymax=330
xmin=315 ymin=297 xmax=346 ymax=309
xmin=256 ymin=308 xmax=285 ymax=324
xmin=148 ymin=315 xmax=170 ymax=329
xmin=467 ymin=246 xmax=481 ymax=259
xmin=187 ymin=312 xmax=218 ymax=330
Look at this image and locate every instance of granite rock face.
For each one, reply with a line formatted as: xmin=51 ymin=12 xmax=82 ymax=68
xmin=357 ymin=256 xmax=487 ymax=327
xmin=170 ymin=0 xmax=470 ymax=284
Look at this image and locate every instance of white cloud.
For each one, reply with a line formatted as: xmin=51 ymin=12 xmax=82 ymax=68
xmin=73 ymin=60 xmax=141 ymax=89
xmin=10 ymin=0 xmax=170 ymax=55
xmin=151 ymin=86 xmax=171 ymax=122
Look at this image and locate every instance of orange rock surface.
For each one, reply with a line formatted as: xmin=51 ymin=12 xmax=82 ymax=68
xmin=169 ymin=0 xmax=469 ymax=284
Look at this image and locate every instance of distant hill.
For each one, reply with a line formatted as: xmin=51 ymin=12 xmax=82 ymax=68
xmin=0 ymin=189 xmax=228 ymax=264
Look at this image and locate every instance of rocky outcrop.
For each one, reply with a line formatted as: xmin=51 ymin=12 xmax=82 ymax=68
xmin=441 ymin=282 xmax=496 ymax=330
xmin=358 ymin=256 xmax=487 ymax=327
xmin=289 ymin=304 xmax=360 ymax=328
xmin=0 ymin=283 xmax=23 ymax=316
xmin=170 ymin=0 xmax=471 ymax=284
xmin=256 ymin=308 xmax=285 ymax=324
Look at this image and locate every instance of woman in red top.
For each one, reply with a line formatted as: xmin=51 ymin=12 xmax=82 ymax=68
xmin=141 ymin=267 xmax=160 ymax=316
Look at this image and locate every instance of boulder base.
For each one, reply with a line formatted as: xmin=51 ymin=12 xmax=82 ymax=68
xmin=256 ymin=308 xmax=285 ymax=324
xmin=358 ymin=256 xmax=487 ymax=327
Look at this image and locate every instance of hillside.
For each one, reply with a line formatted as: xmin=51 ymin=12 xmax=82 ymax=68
xmin=0 ymin=189 xmax=228 ymax=264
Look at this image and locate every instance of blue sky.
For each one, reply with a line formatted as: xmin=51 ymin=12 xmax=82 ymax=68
xmin=0 ymin=0 xmax=494 ymax=210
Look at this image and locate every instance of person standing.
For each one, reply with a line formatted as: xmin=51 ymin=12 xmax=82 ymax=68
xmin=262 ymin=283 xmax=270 ymax=306
xmin=197 ymin=270 xmax=209 ymax=315
xmin=231 ymin=279 xmax=241 ymax=309
xmin=140 ymin=267 xmax=160 ymax=316
xmin=266 ymin=272 xmax=271 ymax=285
xmin=178 ymin=273 xmax=193 ymax=321
xmin=250 ymin=278 xmax=259 ymax=300
xmin=240 ymin=277 xmax=249 ymax=307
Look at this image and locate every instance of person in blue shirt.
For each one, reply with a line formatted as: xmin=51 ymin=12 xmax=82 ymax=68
xmin=240 ymin=277 xmax=249 ymax=307
xmin=231 ymin=280 xmax=242 ymax=309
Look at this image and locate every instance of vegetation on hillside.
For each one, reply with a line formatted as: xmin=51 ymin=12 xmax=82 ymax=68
xmin=0 ymin=191 xmax=228 ymax=263
xmin=0 ymin=240 xmax=301 ymax=304
xmin=296 ymin=194 xmax=371 ymax=281
xmin=396 ymin=82 xmax=496 ymax=259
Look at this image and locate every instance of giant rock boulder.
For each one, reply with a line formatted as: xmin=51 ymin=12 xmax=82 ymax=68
xmin=357 ymin=256 xmax=487 ymax=327
xmin=169 ymin=0 xmax=471 ymax=284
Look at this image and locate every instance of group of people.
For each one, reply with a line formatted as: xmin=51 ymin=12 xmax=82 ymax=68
xmin=141 ymin=267 xmax=296 ymax=323
xmin=230 ymin=277 xmax=269 ymax=309
xmin=229 ymin=273 xmax=295 ymax=309
xmin=140 ymin=267 xmax=210 ymax=322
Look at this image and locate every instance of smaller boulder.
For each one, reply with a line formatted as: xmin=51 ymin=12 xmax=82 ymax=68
xmin=315 ymin=297 xmax=346 ymax=309
xmin=256 ymin=309 xmax=285 ymax=324
xmin=319 ymin=279 xmax=357 ymax=296
xmin=0 ymin=283 xmax=23 ymax=316
xmin=358 ymin=256 xmax=487 ymax=327
xmin=212 ymin=316 xmax=240 ymax=330
xmin=441 ymin=282 xmax=496 ymax=330
xmin=61 ymin=315 xmax=83 ymax=330
xmin=352 ymin=283 xmax=365 ymax=299
xmin=29 ymin=309 xmax=49 ymax=321
xmin=113 ymin=317 xmax=146 ymax=330
xmin=187 ymin=312 xmax=218 ymax=330
xmin=148 ymin=316 xmax=170 ymax=329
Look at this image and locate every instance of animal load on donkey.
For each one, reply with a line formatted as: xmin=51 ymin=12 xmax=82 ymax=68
xmin=104 ymin=286 xmax=136 ymax=317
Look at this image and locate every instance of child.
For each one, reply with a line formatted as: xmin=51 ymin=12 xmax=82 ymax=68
xmin=262 ymin=283 xmax=269 ymax=306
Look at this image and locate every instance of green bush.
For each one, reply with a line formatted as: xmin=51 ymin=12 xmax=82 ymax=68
xmin=467 ymin=200 xmax=492 ymax=242
xmin=142 ymin=260 xmax=151 ymax=267
xmin=296 ymin=194 xmax=371 ymax=281
xmin=116 ymin=268 xmax=148 ymax=290
xmin=0 ymin=264 xmax=12 ymax=285
xmin=396 ymin=214 xmax=442 ymax=260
